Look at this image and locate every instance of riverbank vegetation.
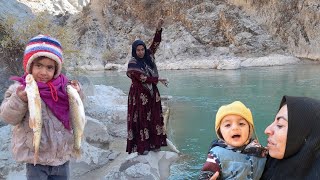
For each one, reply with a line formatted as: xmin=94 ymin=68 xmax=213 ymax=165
xmin=0 ymin=13 xmax=77 ymax=76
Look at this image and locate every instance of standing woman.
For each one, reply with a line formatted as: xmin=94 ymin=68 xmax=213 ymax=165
xmin=126 ymin=18 xmax=168 ymax=155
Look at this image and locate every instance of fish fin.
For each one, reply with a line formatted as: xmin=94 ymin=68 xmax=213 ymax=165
xmin=29 ymin=117 xmax=35 ymax=129
xmin=35 ymin=97 xmax=41 ymax=108
xmin=73 ymin=148 xmax=82 ymax=159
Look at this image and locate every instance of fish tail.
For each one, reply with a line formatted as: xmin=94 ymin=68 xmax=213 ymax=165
xmin=166 ymin=138 xmax=180 ymax=154
xmin=33 ymin=133 xmax=40 ymax=166
xmin=33 ymin=150 xmax=39 ymax=166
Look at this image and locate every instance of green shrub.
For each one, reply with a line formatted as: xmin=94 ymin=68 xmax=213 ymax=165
xmin=0 ymin=13 xmax=78 ymax=76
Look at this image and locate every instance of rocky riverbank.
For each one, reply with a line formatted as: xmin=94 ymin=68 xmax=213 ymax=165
xmin=0 ymin=82 xmax=178 ymax=180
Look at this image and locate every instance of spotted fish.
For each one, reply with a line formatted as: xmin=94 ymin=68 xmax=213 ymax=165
xmin=25 ymin=74 xmax=42 ymax=166
xmin=67 ymin=84 xmax=86 ymax=158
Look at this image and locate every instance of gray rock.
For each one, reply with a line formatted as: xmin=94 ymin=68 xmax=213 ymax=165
xmin=85 ymin=116 xmax=112 ymax=150
xmin=241 ymin=54 xmax=300 ymax=67
xmin=105 ymin=151 xmax=179 ymax=180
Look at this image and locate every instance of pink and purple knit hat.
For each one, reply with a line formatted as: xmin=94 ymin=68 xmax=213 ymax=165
xmin=23 ymin=34 xmax=63 ymax=78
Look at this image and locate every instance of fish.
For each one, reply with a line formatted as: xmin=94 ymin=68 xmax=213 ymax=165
xmin=166 ymin=138 xmax=180 ymax=154
xmin=163 ymin=108 xmax=170 ymax=133
xmin=162 ymin=107 xmax=180 ymax=154
xmin=67 ymin=84 xmax=86 ymax=158
xmin=25 ymin=74 xmax=42 ymax=166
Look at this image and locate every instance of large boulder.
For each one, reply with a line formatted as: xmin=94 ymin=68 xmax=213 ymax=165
xmin=104 ymin=151 xmax=179 ymax=180
xmin=85 ymin=85 xmax=127 ymax=122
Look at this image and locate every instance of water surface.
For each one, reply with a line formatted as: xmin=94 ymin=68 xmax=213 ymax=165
xmin=86 ymin=64 xmax=320 ymax=179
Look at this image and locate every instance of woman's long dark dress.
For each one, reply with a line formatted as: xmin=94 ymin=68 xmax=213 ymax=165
xmin=126 ymin=29 xmax=167 ymax=154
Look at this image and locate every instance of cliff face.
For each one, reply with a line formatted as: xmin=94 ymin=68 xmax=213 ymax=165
xmin=228 ymin=0 xmax=320 ymax=60
xmin=17 ymin=0 xmax=90 ymax=15
xmin=0 ymin=0 xmax=319 ymax=71
xmin=67 ymin=0 xmax=288 ymax=70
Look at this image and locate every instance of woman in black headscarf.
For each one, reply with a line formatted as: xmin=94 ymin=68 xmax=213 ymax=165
xmin=209 ymin=95 xmax=320 ymax=180
xmin=261 ymin=95 xmax=320 ymax=179
xmin=126 ymin=18 xmax=168 ymax=155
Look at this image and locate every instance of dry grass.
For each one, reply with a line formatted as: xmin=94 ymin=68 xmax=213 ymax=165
xmin=0 ymin=13 xmax=78 ymax=76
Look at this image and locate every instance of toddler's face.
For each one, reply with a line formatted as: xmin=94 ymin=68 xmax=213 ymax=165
xmin=30 ymin=57 xmax=56 ymax=83
xmin=219 ymin=114 xmax=250 ymax=147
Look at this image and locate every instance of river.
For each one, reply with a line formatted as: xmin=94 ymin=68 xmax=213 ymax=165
xmin=86 ymin=64 xmax=320 ymax=179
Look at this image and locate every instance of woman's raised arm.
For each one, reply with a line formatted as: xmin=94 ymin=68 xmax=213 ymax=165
xmin=149 ymin=18 xmax=164 ymax=55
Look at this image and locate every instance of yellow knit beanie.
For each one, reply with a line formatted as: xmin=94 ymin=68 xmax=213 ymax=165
xmin=215 ymin=101 xmax=254 ymax=139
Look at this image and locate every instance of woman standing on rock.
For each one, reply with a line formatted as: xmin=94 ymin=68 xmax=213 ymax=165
xmin=126 ymin=18 xmax=168 ymax=155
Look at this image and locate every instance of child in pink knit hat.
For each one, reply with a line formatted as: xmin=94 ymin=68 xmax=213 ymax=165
xmin=0 ymin=34 xmax=84 ymax=180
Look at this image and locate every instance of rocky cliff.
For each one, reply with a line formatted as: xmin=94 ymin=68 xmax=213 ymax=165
xmin=228 ymin=0 xmax=320 ymax=61
xmin=67 ymin=0 xmax=294 ymax=70
xmin=1 ymin=0 xmax=317 ymax=72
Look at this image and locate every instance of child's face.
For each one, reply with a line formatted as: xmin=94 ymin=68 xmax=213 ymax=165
xmin=30 ymin=57 xmax=56 ymax=83
xmin=219 ymin=114 xmax=250 ymax=147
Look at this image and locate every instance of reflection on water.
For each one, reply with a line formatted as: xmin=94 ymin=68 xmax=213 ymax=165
xmin=83 ymin=64 xmax=320 ymax=179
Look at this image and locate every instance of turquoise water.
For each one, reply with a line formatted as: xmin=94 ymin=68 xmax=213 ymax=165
xmin=87 ymin=64 xmax=320 ymax=179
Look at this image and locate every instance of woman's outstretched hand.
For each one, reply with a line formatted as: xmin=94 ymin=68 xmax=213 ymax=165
xmin=159 ymin=78 xmax=169 ymax=87
xmin=157 ymin=18 xmax=164 ymax=31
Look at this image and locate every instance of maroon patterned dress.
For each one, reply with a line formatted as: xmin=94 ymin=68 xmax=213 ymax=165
xmin=126 ymin=29 xmax=167 ymax=154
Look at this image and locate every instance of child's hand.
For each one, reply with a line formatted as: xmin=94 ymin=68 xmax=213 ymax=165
xmin=70 ymin=80 xmax=81 ymax=92
xmin=16 ymin=85 xmax=28 ymax=102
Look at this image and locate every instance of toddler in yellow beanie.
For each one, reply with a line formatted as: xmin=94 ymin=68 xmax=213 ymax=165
xmin=199 ymin=101 xmax=267 ymax=180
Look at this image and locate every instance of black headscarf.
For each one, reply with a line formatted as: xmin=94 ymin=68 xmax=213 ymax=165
xmin=131 ymin=40 xmax=155 ymax=69
xmin=261 ymin=96 xmax=320 ymax=180
xmin=127 ymin=40 xmax=158 ymax=78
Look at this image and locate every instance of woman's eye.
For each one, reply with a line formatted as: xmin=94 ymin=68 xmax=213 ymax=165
xmin=277 ymin=125 xmax=284 ymax=128
xmin=224 ymin=124 xmax=231 ymax=128
xmin=239 ymin=123 xmax=246 ymax=126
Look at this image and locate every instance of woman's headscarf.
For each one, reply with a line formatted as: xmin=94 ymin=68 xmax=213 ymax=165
xmin=127 ymin=40 xmax=158 ymax=78
xmin=261 ymin=95 xmax=320 ymax=179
